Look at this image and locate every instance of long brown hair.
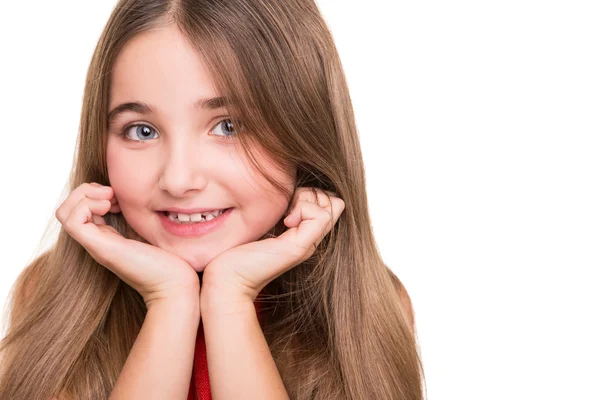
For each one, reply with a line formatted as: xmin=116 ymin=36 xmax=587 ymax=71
xmin=0 ymin=0 xmax=425 ymax=398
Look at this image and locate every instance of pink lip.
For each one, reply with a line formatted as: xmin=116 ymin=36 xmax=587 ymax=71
xmin=157 ymin=208 xmax=233 ymax=237
xmin=160 ymin=206 xmax=230 ymax=214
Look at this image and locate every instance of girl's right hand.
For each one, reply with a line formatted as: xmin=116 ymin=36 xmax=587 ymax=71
xmin=55 ymin=182 xmax=200 ymax=307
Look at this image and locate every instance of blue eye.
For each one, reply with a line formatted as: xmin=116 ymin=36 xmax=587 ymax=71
xmin=117 ymin=118 xmax=239 ymax=142
xmin=119 ymin=124 xmax=158 ymax=141
xmin=212 ymin=118 xmax=239 ymax=140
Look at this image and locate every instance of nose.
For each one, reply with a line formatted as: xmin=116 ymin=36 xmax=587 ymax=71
xmin=158 ymin=137 xmax=208 ymax=197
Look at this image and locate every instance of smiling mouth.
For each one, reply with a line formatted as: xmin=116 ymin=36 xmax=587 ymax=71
xmin=159 ymin=208 xmax=233 ymax=224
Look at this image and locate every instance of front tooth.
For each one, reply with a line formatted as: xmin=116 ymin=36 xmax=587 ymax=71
xmin=177 ymin=213 xmax=191 ymax=222
xmin=190 ymin=213 xmax=204 ymax=222
xmin=168 ymin=209 xmax=225 ymax=223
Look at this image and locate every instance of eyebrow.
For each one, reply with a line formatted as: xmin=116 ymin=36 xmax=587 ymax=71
xmin=107 ymin=96 xmax=230 ymax=125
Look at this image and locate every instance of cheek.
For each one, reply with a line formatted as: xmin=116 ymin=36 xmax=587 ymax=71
xmin=106 ymin=146 xmax=149 ymax=205
xmin=235 ymin=143 xmax=296 ymax=196
xmin=227 ymin=149 xmax=294 ymax=237
xmin=250 ymin=193 xmax=289 ymax=220
xmin=233 ymin=193 xmax=288 ymax=245
xmin=239 ymin=173 xmax=294 ymax=236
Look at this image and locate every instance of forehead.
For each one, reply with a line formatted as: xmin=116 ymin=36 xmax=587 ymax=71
xmin=109 ymin=25 xmax=219 ymax=109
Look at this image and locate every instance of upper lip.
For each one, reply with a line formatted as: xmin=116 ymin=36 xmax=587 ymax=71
xmin=159 ymin=207 xmax=231 ymax=214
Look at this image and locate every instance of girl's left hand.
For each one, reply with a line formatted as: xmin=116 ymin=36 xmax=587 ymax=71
xmin=200 ymin=187 xmax=345 ymax=314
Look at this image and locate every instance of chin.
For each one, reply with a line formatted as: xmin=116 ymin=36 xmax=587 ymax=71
xmin=188 ymin=249 xmax=228 ymax=273
xmin=185 ymin=255 xmax=210 ymax=273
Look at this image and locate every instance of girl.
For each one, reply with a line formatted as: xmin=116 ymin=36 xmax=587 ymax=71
xmin=0 ymin=0 xmax=424 ymax=399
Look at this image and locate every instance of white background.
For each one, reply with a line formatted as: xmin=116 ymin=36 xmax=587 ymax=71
xmin=1 ymin=1 xmax=599 ymax=399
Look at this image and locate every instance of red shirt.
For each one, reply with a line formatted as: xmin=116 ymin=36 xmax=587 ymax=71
xmin=187 ymin=296 xmax=264 ymax=400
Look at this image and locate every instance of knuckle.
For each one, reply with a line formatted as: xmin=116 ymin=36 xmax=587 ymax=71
xmin=295 ymin=187 xmax=312 ymax=198
xmin=64 ymin=201 xmax=85 ymax=229
xmin=63 ymin=215 xmax=76 ymax=232
xmin=325 ymin=219 xmax=334 ymax=232
xmin=55 ymin=207 xmax=63 ymax=222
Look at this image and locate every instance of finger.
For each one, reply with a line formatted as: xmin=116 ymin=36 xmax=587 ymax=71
xmin=285 ymin=189 xmax=343 ymax=230
xmin=109 ymin=195 xmax=121 ymax=213
xmin=56 ymin=183 xmax=113 ymax=223
xmin=79 ymin=194 xmax=110 ymax=226
xmin=282 ymin=199 xmax=344 ymax=257
xmin=314 ymin=191 xmax=334 ymax=210
xmin=107 ymin=190 xmax=121 ymax=213
xmin=85 ymin=183 xmax=114 ymax=201
xmin=109 ymin=202 xmax=121 ymax=214
xmin=92 ymin=214 xmax=106 ymax=225
xmin=63 ymin=197 xmax=113 ymax=248
xmin=64 ymin=197 xmax=129 ymax=278
xmin=288 ymin=187 xmax=337 ymax=214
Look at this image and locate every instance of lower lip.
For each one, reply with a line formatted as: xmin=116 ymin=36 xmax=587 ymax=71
xmin=157 ymin=208 xmax=234 ymax=237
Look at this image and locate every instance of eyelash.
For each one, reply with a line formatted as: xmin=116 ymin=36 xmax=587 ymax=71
xmin=117 ymin=117 xmax=239 ymax=142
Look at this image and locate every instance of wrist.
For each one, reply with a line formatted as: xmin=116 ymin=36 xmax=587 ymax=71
xmin=146 ymin=287 xmax=201 ymax=318
xmin=200 ymin=286 xmax=253 ymax=317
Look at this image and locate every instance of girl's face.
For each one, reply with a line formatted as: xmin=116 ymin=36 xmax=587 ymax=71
xmin=106 ymin=25 xmax=296 ymax=272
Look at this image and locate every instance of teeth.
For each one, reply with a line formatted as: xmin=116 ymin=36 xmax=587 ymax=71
xmin=166 ymin=209 xmax=227 ymax=224
xmin=204 ymin=214 xmax=215 ymax=221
